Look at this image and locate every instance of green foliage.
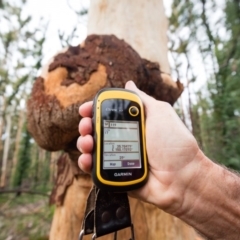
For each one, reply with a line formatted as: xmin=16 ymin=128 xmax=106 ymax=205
xmin=12 ymin=122 xmax=31 ymax=187
xmin=0 ymin=0 xmax=46 ymax=106
xmin=11 ymin=124 xmax=52 ymax=189
xmin=208 ymin=0 xmax=240 ymax=169
xmin=0 ymin=0 xmax=87 ymax=238
xmin=169 ymin=0 xmax=240 ymax=170
xmin=0 ymin=0 xmax=48 ymax=188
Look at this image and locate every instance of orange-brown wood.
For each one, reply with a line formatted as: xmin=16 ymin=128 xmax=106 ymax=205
xmin=49 ymin=175 xmax=202 ymax=240
xmin=27 ymin=33 xmax=199 ymax=240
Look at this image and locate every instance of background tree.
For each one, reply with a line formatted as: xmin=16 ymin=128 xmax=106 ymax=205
xmin=0 ymin=1 xmax=54 ymax=238
xmin=168 ymin=0 xmax=240 ymax=169
xmin=0 ymin=0 xmax=48 ymax=188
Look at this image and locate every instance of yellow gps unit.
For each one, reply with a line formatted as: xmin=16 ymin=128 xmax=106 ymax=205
xmin=92 ymin=88 xmax=148 ymax=191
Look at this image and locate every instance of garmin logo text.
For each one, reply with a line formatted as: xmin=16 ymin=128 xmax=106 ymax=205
xmin=114 ymin=172 xmax=132 ymax=177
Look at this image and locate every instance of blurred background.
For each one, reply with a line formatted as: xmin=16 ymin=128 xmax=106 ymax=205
xmin=0 ymin=0 xmax=240 ymax=239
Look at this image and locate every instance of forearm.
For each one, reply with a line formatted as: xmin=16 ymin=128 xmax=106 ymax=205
xmin=176 ymin=151 xmax=240 ymax=239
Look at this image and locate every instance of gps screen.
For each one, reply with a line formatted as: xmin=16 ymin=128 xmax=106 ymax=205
xmin=103 ymin=120 xmax=142 ymax=169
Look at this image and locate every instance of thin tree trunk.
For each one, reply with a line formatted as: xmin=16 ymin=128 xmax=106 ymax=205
xmin=11 ymin=109 xmax=25 ymax=181
xmin=0 ymin=110 xmax=12 ymax=188
xmin=0 ymin=97 xmax=6 ymax=158
xmin=38 ymin=147 xmax=46 ymax=182
xmin=32 ymin=144 xmax=39 ymax=186
xmin=178 ymin=95 xmax=187 ymax=126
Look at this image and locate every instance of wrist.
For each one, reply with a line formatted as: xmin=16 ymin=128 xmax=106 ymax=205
xmin=171 ymin=150 xmax=213 ymax=216
xmin=162 ymin=149 xmax=211 ymax=216
xmin=145 ymin=148 xmax=208 ymax=215
xmin=171 ymin=153 xmax=240 ymax=239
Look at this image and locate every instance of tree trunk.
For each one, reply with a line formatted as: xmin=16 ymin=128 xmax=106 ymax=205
xmin=11 ymin=109 xmax=25 ymax=182
xmin=49 ymin=1 xmax=201 ymax=239
xmin=50 ymin=175 xmax=201 ymax=240
xmin=0 ymin=110 xmax=12 ymax=188
xmin=50 ymin=151 xmax=60 ymax=184
xmin=88 ymin=0 xmax=170 ymax=74
xmin=0 ymin=97 xmax=6 ymax=161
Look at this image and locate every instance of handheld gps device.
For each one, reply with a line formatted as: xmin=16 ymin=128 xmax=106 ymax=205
xmin=92 ymin=88 xmax=148 ymax=191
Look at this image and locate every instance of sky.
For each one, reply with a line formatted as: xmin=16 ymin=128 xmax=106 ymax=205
xmin=23 ymin=0 xmax=208 ymax=90
xmin=24 ymin=0 xmax=176 ymax=65
xmin=21 ymin=0 xmax=205 ymax=126
xmin=9 ymin=0 xmax=226 ymax=91
xmin=24 ymin=0 xmax=90 ymax=63
xmin=21 ymin=0 xmax=226 ymax=124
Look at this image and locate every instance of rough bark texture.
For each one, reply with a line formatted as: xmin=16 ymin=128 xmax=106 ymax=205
xmin=27 ymin=34 xmax=183 ymax=152
xmin=26 ymin=34 xmax=201 ymax=240
xmin=88 ymin=0 xmax=170 ymax=74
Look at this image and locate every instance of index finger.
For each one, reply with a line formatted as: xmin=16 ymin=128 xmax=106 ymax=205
xmin=79 ymin=101 xmax=93 ymax=118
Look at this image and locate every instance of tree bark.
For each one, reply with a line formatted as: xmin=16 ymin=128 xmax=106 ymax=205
xmin=48 ymin=1 xmax=201 ymax=239
xmin=50 ymin=151 xmax=60 ymax=184
xmin=50 ymin=174 xmax=201 ymax=240
xmin=0 ymin=96 xmax=6 ymax=161
xmin=88 ymin=0 xmax=170 ymax=74
xmin=11 ymin=109 xmax=25 ymax=182
xmin=0 ymin=110 xmax=12 ymax=188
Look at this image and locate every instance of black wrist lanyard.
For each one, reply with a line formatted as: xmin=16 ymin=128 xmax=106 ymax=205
xmin=78 ymin=185 xmax=135 ymax=239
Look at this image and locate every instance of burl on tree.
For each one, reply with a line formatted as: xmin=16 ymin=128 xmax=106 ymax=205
xmin=27 ymin=34 xmax=183 ymax=205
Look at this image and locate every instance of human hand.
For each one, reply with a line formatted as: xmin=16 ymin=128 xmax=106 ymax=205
xmin=77 ymin=81 xmax=205 ymax=215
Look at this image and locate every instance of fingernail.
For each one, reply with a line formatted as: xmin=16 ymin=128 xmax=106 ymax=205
xmin=129 ymin=80 xmax=136 ymax=86
xmin=126 ymin=80 xmax=136 ymax=89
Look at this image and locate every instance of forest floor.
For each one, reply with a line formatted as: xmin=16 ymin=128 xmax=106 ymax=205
xmin=0 ymin=192 xmax=54 ymax=240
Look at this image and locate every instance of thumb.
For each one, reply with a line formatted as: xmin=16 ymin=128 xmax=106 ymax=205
xmin=125 ymin=80 xmax=153 ymax=107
